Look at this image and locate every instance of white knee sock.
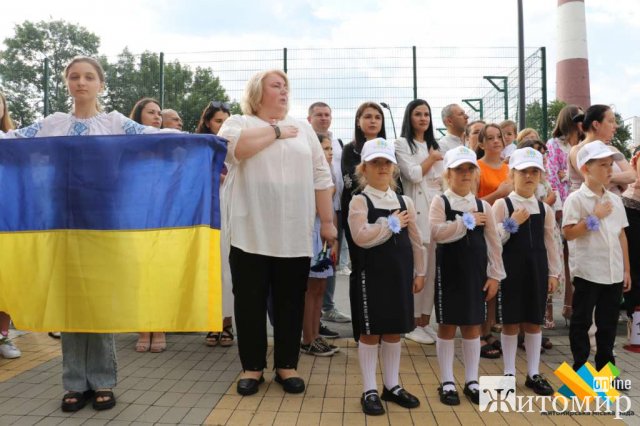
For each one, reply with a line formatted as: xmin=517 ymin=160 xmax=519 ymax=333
xmin=436 ymin=337 xmax=455 ymax=392
xmin=501 ymin=333 xmax=518 ymax=376
xmin=524 ymin=332 xmax=542 ymax=377
xmin=462 ymin=337 xmax=480 ymax=390
xmin=380 ymin=340 xmax=401 ymax=391
xmin=358 ymin=341 xmax=379 ymax=393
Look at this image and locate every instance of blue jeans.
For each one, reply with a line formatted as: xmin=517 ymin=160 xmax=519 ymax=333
xmin=61 ymin=333 xmax=117 ymax=392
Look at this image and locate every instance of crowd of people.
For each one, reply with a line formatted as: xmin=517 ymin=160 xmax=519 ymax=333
xmin=0 ymin=57 xmax=639 ymax=417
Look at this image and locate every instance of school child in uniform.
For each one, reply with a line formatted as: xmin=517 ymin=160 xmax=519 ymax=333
xmin=492 ymin=148 xmax=561 ymax=395
xmin=562 ymin=141 xmax=632 ymax=376
xmin=429 ymin=146 xmax=505 ymax=406
xmin=348 ymin=138 xmax=425 ymax=416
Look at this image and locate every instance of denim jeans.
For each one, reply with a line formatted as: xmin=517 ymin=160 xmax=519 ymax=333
xmin=61 ymin=333 xmax=117 ymax=392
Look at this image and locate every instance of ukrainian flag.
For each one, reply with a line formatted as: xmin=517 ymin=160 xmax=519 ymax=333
xmin=0 ymin=133 xmax=226 ymax=332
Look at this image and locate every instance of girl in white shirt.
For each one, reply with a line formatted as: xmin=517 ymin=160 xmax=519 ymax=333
xmin=429 ymin=146 xmax=504 ymax=406
xmin=394 ymin=99 xmax=443 ymax=345
xmin=348 ymin=138 xmax=425 ymax=416
xmin=493 ymin=148 xmax=560 ymax=396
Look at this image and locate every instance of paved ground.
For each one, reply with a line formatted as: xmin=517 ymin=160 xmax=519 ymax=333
xmin=1 ymin=274 xmax=639 ymax=425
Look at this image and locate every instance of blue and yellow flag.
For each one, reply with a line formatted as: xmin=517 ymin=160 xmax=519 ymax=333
xmin=0 ymin=133 xmax=226 ymax=332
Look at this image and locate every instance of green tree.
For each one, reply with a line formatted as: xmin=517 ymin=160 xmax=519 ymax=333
xmin=0 ymin=20 xmax=100 ymax=125
xmin=525 ymin=99 xmax=566 ymax=140
xmin=611 ymin=112 xmax=632 ymax=159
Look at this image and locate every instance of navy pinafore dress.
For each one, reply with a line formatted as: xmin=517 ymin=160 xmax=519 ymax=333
xmin=496 ymin=197 xmax=549 ymax=325
xmin=435 ymin=195 xmax=488 ymax=325
xmin=351 ymin=193 xmax=414 ymax=337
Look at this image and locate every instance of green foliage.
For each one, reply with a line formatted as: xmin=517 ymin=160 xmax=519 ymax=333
xmin=525 ymin=99 xmax=566 ymax=140
xmin=0 ymin=20 xmax=100 ymax=126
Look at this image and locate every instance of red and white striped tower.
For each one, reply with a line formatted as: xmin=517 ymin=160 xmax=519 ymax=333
xmin=556 ymin=0 xmax=591 ymax=109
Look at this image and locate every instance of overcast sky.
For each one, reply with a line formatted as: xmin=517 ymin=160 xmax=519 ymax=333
xmin=2 ymin=0 xmax=639 ymax=133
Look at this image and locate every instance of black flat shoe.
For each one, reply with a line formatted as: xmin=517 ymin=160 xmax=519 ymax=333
xmin=463 ymin=381 xmax=480 ymax=405
xmin=381 ymin=385 xmax=420 ymax=408
xmin=361 ymin=390 xmax=385 ymax=415
xmin=274 ymin=372 xmax=305 ymax=394
xmin=61 ymin=390 xmax=94 ymax=412
xmin=437 ymin=382 xmax=460 ymax=406
xmin=236 ymin=375 xmax=265 ymax=396
xmin=525 ymin=374 xmax=554 ymax=396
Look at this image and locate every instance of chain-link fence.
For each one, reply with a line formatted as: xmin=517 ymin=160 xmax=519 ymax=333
xmin=14 ymin=46 xmax=548 ymax=139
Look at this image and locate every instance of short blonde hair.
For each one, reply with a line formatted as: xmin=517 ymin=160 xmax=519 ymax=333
xmin=241 ymin=69 xmax=289 ymax=116
xmin=516 ymin=128 xmax=540 ymax=143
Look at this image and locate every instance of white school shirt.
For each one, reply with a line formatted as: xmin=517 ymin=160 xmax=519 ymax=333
xmin=429 ymin=189 xmax=506 ymax=281
xmin=562 ymin=183 xmax=628 ymax=284
xmin=328 ymin=131 xmax=344 ymax=211
xmin=348 ymin=185 xmax=426 ymax=276
xmin=218 ymin=114 xmax=333 ymax=258
xmin=493 ymin=192 xmax=562 ymax=278
xmin=394 ymin=137 xmax=444 ymax=245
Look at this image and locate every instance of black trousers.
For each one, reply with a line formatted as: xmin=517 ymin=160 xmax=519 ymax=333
xmin=570 ymin=277 xmax=623 ymax=371
xmin=624 ymin=206 xmax=640 ymax=315
xmin=229 ymin=246 xmax=310 ymax=371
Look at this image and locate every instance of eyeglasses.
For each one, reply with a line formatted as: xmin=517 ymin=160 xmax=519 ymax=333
xmin=210 ymin=101 xmax=230 ymax=111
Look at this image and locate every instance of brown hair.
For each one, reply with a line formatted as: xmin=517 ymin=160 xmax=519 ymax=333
xmin=552 ymin=104 xmax=582 ymax=139
xmin=0 ymin=92 xmax=15 ymax=132
xmin=63 ymin=56 xmax=105 ymax=112
xmin=129 ymin=98 xmax=161 ymax=125
xmin=475 ymin=123 xmax=504 ymax=158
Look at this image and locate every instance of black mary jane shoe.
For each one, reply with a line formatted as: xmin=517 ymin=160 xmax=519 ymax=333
xmin=463 ymin=381 xmax=480 ymax=405
xmin=61 ymin=390 xmax=94 ymax=412
xmin=525 ymin=374 xmax=554 ymax=396
xmin=437 ymin=382 xmax=460 ymax=406
xmin=274 ymin=372 xmax=305 ymax=394
xmin=381 ymin=385 xmax=420 ymax=408
xmin=361 ymin=389 xmax=385 ymax=416
xmin=236 ymin=375 xmax=265 ymax=396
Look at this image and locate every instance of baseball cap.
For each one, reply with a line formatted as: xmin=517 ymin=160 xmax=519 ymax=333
xmin=361 ymin=138 xmax=397 ymax=164
xmin=576 ymin=140 xmax=623 ymax=169
xmin=508 ymin=147 xmax=545 ymax=171
xmin=443 ymin=146 xmax=478 ymax=169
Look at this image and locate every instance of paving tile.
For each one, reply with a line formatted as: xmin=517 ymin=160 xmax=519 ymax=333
xmin=135 ymin=406 xmax=169 ymax=423
xmin=180 ymin=407 xmax=214 ymax=425
xmin=158 ymin=406 xmax=190 ymax=424
xmin=113 ymin=403 xmax=148 ymax=422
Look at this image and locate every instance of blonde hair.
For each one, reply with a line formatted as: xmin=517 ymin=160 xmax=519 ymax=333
xmin=499 ymin=119 xmax=517 ymax=133
xmin=442 ymin=165 xmax=480 ymax=192
xmin=0 ymin=91 xmax=15 ymax=132
xmin=241 ymin=69 xmax=289 ymax=116
xmin=63 ymin=56 xmax=105 ymax=112
xmin=354 ymin=161 xmax=399 ymax=191
xmin=516 ymin=128 xmax=540 ymax=144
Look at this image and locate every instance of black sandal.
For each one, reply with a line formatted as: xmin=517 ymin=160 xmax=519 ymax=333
xmin=205 ymin=331 xmax=220 ymax=347
xmin=480 ymin=335 xmax=501 ymax=359
xmin=464 ymin=381 xmax=480 ymax=405
xmin=438 ymin=381 xmax=460 ymax=406
xmin=61 ymin=390 xmax=94 ymax=412
xmin=219 ymin=325 xmax=235 ymax=347
xmin=93 ymin=390 xmax=116 ymax=411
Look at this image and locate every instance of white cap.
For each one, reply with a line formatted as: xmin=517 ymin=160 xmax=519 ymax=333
xmin=443 ymin=146 xmax=478 ymax=169
xmin=361 ymin=138 xmax=397 ymax=164
xmin=508 ymin=147 xmax=545 ymax=171
xmin=576 ymin=140 xmax=623 ymax=169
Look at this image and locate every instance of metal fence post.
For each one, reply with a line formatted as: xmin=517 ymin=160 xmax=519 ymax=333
xmin=43 ymin=57 xmax=49 ymax=117
xmin=159 ymin=52 xmax=165 ymax=109
xmin=484 ymin=76 xmax=509 ymax=120
xmin=540 ymin=47 xmax=548 ymax=140
xmin=462 ymin=98 xmax=483 ymax=120
xmin=412 ymin=46 xmax=417 ymax=100
xmin=283 ymin=48 xmax=288 ymax=73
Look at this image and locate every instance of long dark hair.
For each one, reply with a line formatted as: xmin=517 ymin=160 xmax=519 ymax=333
xmin=353 ymin=102 xmax=386 ymax=150
xmin=583 ymin=104 xmax=611 ymax=133
xmin=400 ymin=99 xmax=438 ymax=154
xmin=129 ymin=98 xmax=160 ymax=125
xmin=196 ymin=101 xmax=231 ymax=134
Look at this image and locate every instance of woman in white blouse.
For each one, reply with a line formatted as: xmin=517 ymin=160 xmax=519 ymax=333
xmin=218 ymin=70 xmax=336 ymax=396
xmin=394 ymin=99 xmax=444 ymax=345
